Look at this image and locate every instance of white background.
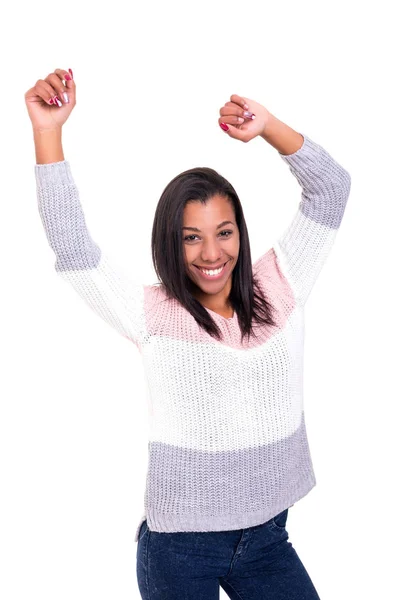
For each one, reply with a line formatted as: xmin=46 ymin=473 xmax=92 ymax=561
xmin=1 ymin=0 xmax=399 ymax=598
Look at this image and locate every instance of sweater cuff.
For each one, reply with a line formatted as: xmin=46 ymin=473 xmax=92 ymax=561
xmin=34 ymin=160 xmax=75 ymax=187
xmin=278 ymin=133 xmax=322 ymax=164
xmin=278 ymin=133 xmax=346 ymax=185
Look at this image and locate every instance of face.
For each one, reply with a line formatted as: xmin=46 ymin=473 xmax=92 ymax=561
xmin=182 ymin=194 xmax=240 ymax=303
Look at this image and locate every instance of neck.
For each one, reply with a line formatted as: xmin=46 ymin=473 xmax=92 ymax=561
xmin=190 ymin=282 xmax=233 ymax=314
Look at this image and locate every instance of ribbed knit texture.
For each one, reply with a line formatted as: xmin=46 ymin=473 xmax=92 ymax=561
xmin=34 ymin=134 xmax=351 ymax=542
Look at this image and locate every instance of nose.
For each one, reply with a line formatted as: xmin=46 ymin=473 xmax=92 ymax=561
xmin=200 ymin=239 xmax=223 ymax=264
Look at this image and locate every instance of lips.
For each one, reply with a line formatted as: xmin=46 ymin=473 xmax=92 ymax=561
xmin=194 ymin=260 xmax=229 ymax=271
xmin=193 ymin=260 xmax=230 ymax=281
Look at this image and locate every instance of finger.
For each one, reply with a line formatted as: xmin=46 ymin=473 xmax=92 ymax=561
xmin=219 ymin=106 xmax=253 ymax=120
xmin=218 ymin=119 xmax=248 ymax=142
xmin=229 ymin=94 xmax=249 ymax=109
xmin=34 ymin=80 xmax=61 ymax=105
xmin=54 ymin=68 xmax=74 ymax=87
xmin=219 ymin=114 xmax=245 ymax=126
xmin=44 ymin=72 xmax=71 ymax=105
xmin=223 ymin=99 xmax=244 ymax=112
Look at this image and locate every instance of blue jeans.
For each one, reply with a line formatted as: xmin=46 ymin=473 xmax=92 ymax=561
xmin=136 ymin=508 xmax=320 ymax=599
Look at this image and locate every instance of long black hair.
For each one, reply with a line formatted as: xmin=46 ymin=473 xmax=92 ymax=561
xmin=151 ymin=166 xmax=278 ymax=344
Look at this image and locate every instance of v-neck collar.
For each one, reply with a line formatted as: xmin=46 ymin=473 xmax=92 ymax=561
xmin=204 ymin=306 xmax=237 ymax=322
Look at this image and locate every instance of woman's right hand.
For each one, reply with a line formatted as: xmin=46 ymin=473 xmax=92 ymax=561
xmin=24 ymin=68 xmax=76 ymax=132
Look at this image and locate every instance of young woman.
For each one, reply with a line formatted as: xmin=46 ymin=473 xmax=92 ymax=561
xmin=25 ymin=68 xmax=351 ymax=600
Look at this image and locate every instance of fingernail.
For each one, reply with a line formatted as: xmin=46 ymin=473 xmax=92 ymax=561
xmin=68 ymin=68 xmax=74 ymax=80
xmin=220 ymin=123 xmax=229 ymax=131
xmin=65 ymin=73 xmax=72 ymax=81
xmin=48 ymin=98 xmax=54 ymax=104
xmin=62 ymin=92 xmax=69 ymax=103
xmin=54 ymin=96 xmax=62 ymax=107
xmin=243 ymin=103 xmax=249 ymax=109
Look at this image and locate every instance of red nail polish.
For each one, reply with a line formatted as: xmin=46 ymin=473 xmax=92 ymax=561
xmin=49 ymin=98 xmax=54 ymax=104
xmin=220 ymin=123 xmax=229 ymax=131
xmin=65 ymin=73 xmax=72 ymax=81
xmin=68 ymin=68 xmax=73 ymax=80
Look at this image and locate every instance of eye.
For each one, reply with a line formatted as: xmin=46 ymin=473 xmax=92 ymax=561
xmin=183 ymin=230 xmax=233 ymax=242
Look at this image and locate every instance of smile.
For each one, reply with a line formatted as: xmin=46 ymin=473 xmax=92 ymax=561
xmin=194 ymin=261 xmax=230 ymax=280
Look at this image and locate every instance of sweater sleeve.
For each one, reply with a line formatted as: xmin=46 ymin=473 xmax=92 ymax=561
xmin=272 ymin=134 xmax=351 ymax=306
xmin=35 ymin=160 xmax=147 ymax=348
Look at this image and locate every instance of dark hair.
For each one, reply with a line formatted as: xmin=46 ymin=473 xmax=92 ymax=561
xmin=151 ymin=166 xmax=278 ymax=344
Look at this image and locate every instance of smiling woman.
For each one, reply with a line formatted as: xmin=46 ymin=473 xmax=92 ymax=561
xmin=151 ymin=166 xmax=278 ymax=342
xmin=182 ymin=195 xmax=240 ymax=315
xmin=29 ymin=72 xmax=351 ymax=599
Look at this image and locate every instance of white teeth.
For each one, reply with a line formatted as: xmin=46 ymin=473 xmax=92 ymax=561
xmin=197 ymin=263 xmax=226 ymax=276
xmin=200 ymin=265 xmax=224 ymax=276
xmin=206 ymin=269 xmax=221 ymax=275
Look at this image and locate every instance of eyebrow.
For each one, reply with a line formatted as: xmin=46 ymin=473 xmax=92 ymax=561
xmin=182 ymin=220 xmax=235 ymax=232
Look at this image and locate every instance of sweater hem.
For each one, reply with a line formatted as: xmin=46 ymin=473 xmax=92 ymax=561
xmin=134 ymin=471 xmax=316 ymax=541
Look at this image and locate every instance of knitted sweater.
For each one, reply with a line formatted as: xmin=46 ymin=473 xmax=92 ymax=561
xmin=34 ymin=134 xmax=351 ymax=542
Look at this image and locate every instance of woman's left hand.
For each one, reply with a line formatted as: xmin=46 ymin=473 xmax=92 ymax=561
xmin=218 ymin=94 xmax=273 ymax=143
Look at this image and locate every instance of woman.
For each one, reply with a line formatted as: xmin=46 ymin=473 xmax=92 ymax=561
xmin=25 ymin=68 xmax=351 ymax=599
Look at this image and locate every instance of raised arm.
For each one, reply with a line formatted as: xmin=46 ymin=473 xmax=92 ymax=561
xmin=217 ymin=96 xmax=351 ymax=307
xmin=34 ymin=130 xmax=147 ymax=348
xmin=265 ymin=118 xmax=351 ymax=306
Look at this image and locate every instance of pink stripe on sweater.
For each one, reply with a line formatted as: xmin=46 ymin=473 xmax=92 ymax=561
xmin=142 ymin=248 xmax=296 ymax=349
